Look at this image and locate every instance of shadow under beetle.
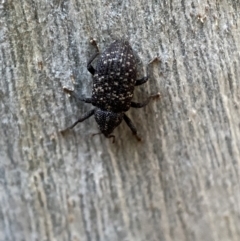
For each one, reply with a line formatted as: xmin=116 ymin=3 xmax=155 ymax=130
xmin=63 ymin=39 xmax=159 ymax=143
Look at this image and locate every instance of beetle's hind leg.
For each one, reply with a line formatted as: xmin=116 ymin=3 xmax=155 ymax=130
xmin=87 ymin=52 xmax=99 ymax=75
xmin=135 ymin=76 xmax=148 ymax=86
xmin=135 ymin=57 xmax=160 ymax=86
xmin=63 ymin=87 xmax=92 ymax=104
xmin=87 ymin=38 xmax=100 ymax=75
xmin=131 ymin=93 xmax=160 ymax=108
xmin=90 ymin=38 xmax=100 ymax=52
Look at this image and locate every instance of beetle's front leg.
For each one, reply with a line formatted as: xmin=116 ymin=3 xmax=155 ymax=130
xmin=61 ymin=109 xmax=96 ymax=133
xmin=123 ymin=114 xmax=141 ymax=141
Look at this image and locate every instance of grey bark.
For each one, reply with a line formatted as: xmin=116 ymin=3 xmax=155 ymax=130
xmin=0 ymin=0 xmax=239 ymax=241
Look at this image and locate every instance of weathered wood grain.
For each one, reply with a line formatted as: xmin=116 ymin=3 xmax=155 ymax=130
xmin=0 ymin=0 xmax=239 ymax=241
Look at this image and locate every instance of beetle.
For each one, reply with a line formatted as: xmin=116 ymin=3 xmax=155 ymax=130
xmin=63 ymin=39 xmax=159 ymax=142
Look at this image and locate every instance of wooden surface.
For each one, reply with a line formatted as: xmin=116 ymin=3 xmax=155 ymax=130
xmin=0 ymin=1 xmax=239 ymax=241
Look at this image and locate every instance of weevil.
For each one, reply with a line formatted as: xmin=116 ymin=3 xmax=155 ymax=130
xmin=63 ymin=39 xmax=159 ymax=142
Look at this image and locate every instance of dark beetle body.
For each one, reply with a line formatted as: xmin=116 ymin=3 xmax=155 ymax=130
xmin=92 ymin=40 xmax=136 ymax=112
xmin=63 ymin=39 xmax=159 ymax=142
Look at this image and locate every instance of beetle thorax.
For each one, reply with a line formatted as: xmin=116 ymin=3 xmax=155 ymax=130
xmin=94 ymin=109 xmax=124 ymax=137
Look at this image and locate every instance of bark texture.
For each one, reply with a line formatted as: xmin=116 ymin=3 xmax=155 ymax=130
xmin=0 ymin=0 xmax=239 ymax=241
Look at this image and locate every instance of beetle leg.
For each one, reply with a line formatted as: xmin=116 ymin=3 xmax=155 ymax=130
xmin=131 ymin=93 xmax=160 ymax=108
xmin=90 ymin=38 xmax=100 ymax=52
xmin=87 ymin=52 xmax=99 ymax=75
xmin=135 ymin=56 xmax=160 ymax=86
xmin=135 ymin=76 xmax=148 ymax=86
xmin=123 ymin=114 xmax=141 ymax=141
xmin=92 ymin=133 xmax=115 ymax=143
xmin=63 ymin=109 xmax=95 ymax=131
xmin=107 ymin=135 xmax=115 ymax=143
xmin=87 ymin=38 xmax=100 ymax=75
xmin=63 ymin=87 xmax=92 ymax=103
